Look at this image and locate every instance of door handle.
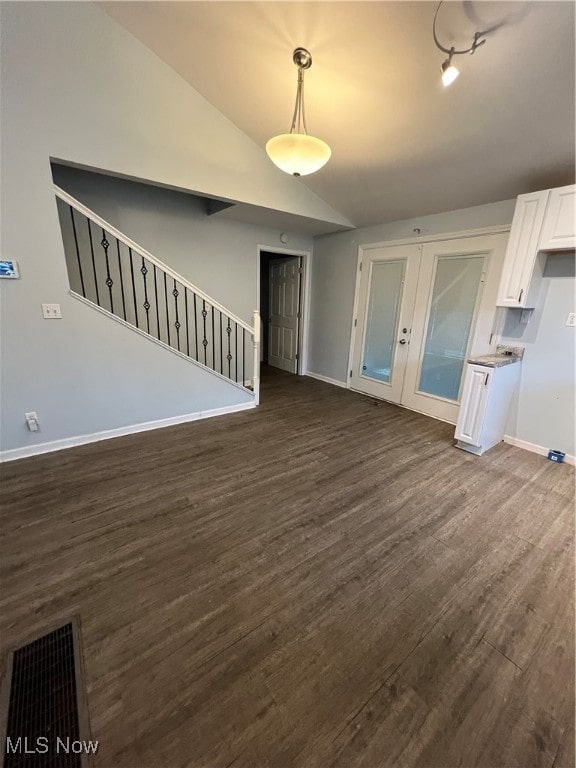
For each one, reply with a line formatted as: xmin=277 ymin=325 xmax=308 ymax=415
xmin=399 ymin=339 xmax=407 ymax=345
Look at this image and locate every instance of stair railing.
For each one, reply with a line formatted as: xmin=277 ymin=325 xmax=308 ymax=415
xmin=54 ymin=185 xmax=260 ymax=402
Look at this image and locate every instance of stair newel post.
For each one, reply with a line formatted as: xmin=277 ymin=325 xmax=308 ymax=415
xmin=252 ymin=309 xmax=261 ymax=405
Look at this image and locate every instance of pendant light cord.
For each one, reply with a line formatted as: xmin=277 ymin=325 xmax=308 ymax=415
xmin=290 ymin=67 xmax=308 ymax=136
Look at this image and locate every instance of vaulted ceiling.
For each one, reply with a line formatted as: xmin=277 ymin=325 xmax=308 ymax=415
xmin=101 ymin=1 xmax=575 ymax=229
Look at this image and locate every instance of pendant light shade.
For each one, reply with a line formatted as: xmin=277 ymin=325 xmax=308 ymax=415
xmin=266 ymin=133 xmax=331 ymax=177
xmin=266 ymin=47 xmax=331 ymax=177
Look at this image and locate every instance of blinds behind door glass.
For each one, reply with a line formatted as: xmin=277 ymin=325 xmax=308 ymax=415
xmin=362 ymin=260 xmax=405 ymax=383
xmin=418 ymin=255 xmax=484 ymax=401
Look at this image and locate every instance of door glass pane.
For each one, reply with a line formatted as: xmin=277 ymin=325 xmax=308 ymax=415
xmin=362 ymin=260 xmax=405 ymax=383
xmin=418 ymin=255 xmax=484 ymax=401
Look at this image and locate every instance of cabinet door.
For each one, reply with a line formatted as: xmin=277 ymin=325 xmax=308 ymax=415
xmin=454 ymin=365 xmax=492 ymax=446
xmin=496 ymin=190 xmax=549 ymax=307
xmin=538 ymin=185 xmax=576 ymax=251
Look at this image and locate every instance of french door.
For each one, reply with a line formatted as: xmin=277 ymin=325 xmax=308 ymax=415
xmin=350 ymin=233 xmax=507 ymax=423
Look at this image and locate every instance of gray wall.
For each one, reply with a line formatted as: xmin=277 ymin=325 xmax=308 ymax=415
xmin=0 ymin=2 xmax=318 ymax=454
xmin=502 ymin=253 xmax=575 ymax=455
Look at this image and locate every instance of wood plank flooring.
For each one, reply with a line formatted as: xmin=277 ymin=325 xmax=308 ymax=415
xmin=1 ymin=368 xmax=574 ymax=768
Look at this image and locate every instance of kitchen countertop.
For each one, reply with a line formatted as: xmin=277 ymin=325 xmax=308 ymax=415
xmin=468 ymin=353 xmax=522 ymax=368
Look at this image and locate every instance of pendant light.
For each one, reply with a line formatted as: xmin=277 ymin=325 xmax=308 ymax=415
xmin=266 ymin=48 xmax=331 ymax=177
xmin=433 ymin=1 xmax=487 ymax=87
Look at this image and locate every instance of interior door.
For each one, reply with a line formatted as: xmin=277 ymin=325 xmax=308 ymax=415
xmin=350 ymin=244 xmax=420 ymax=402
xmin=350 ymin=233 xmax=507 ymax=423
xmin=401 ymin=234 xmax=506 ymax=423
xmin=268 ymin=257 xmax=301 ymax=373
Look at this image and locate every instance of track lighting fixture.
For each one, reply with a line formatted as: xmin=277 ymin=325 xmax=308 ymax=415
xmin=433 ymin=1 xmax=487 ymax=87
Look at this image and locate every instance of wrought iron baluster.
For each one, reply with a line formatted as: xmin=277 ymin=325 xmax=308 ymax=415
xmin=87 ymin=219 xmax=100 ymax=306
xmin=193 ymin=294 xmax=199 ymax=360
xmin=128 ymin=248 xmax=139 ymax=328
xmin=220 ymin=312 xmax=223 ymax=374
xmin=153 ymin=265 xmax=160 ymax=339
xmin=101 ymin=229 xmax=114 ymax=314
xmin=116 ymin=240 xmax=127 ymax=320
xmin=185 ymin=290 xmax=190 ymax=357
xmin=202 ymin=300 xmax=208 ymax=366
xmin=173 ymin=279 xmax=181 ymax=351
xmin=226 ymin=317 xmax=232 ymax=379
xmin=164 ymin=271 xmax=170 ymax=346
xmin=141 ymin=257 xmax=150 ymax=334
xmin=235 ymin=324 xmax=238 ymax=382
xmin=212 ymin=306 xmax=215 ymax=371
xmin=69 ymin=207 xmax=85 ymax=297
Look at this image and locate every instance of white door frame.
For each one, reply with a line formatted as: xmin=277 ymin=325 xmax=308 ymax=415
xmin=347 ymin=225 xmax=510 ymax=405
xmin=257 ymin=245 xmax=311 ymax=375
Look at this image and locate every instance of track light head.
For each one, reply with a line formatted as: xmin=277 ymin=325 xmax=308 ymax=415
xmin=441 ymin=56 xmax=460 ymax=87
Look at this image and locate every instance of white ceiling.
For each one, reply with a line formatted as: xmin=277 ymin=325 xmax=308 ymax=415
xmin=101 ymin=1 xmax=575 ymax=230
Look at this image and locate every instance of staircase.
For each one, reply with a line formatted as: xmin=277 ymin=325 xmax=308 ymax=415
xmin=54 ymin=185 xmax=260 ymax=402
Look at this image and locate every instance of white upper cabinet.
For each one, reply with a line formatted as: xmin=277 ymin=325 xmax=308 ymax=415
xmin=496 ymin=184 xmax=576 ymax=308
xmin=538 ymin=185 xmax=576 ymax=251
xmin=496 ymin=190 xmax=549 ymax=307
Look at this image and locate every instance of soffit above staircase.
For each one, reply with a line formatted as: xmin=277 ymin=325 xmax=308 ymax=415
xmin=52 ymin=159 xmax=351 ymax=236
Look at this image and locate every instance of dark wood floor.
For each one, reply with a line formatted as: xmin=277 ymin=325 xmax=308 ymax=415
xmin=1 ymin=369 xmax=574 ymax=768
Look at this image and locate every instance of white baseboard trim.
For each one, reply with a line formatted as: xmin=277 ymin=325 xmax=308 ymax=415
xmin=0 ymin=401 xmax=256 ymax=463
xmin=503 ymin=435 xmax=576 ymax=467
xmin=305 ymin=371 xmax=348 ymax=389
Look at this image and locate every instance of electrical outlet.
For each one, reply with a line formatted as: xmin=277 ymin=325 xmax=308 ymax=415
xmin=42 ymin=303 xmax=62 ymax=319
xmin=566 ymin=312 xmax=576 ymax=327
xmin=25 ymin=412 xmax=39 ymax=432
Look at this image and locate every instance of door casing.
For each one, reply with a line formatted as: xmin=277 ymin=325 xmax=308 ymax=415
xmin=257 ymin=245 xmax=311 ymax=376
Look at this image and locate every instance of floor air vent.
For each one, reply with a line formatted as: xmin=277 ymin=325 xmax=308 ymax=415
xmin=1 ymin=621 xmax=93 ymax=768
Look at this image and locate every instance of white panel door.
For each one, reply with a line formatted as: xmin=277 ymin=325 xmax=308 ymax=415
xmin=268 ymin=257 xmax=300 ymax=373
xmin=350 ymin=244 xmax=420 ymax=403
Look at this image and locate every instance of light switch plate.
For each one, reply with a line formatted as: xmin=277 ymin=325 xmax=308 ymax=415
xmin=42 ymin=303 xmax=62 ymax=319
xmin=566 ymin=312 xmax=576 ymax=327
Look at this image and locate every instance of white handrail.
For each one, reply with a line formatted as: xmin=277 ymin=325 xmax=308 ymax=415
xmin=54 ymin=184 xmax=254 ymax=334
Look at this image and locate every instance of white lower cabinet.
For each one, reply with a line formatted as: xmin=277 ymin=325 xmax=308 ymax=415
xmin=455 ymin=361 xmax=521 ymax=456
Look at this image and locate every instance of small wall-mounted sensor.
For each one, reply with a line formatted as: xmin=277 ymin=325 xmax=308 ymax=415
xmin=42 ymin=303 xmax=62 ymax=319
xmin=25 ymin=412 xmax=39 ymax=432
xmin=566 ymin=312 xmax=576 ymax=327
